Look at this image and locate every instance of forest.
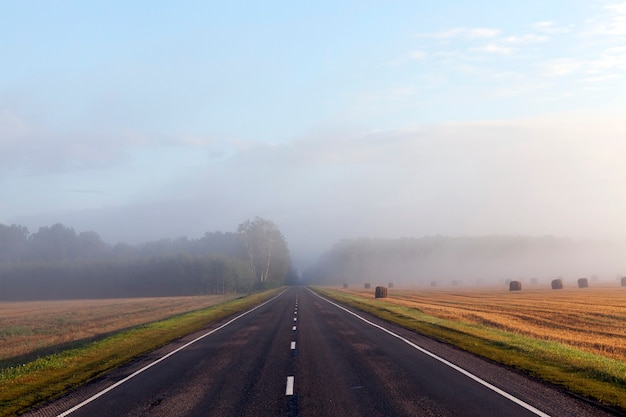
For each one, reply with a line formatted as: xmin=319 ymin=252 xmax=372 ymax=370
xmin=0 ymin=218 xmax=296 ymax=300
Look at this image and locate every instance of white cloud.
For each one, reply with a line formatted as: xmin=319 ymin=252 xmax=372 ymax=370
xmin=361 ymin=86 xmax=418 ymax=102
xmin=465 ymin=28 xmax=502 ymax=38
xmin=417 ymin=27 xmax=501 ymax=40
xmin=604 ymin=2 xmax=626 ymax=35
xmin=579 ymin=73 xmax=620 ymax=83
xmin=502 ymin=34 xmax=549 ymax=44
xmin=585 ymin=1 xmax=626 ymax=36
xmin=491 ymin=80 xmax=549 ymax=98
xmin=587 ymin=46 xmax=626 ymax=73
xmin=533 ymin=21 xmax=571 ymax=34
xmin=470 ymin=44 xmax=513 ymax=55
xmin=408 ymin=50 xmax=427 ymax=60
xmin=543 ymin=58 xmax=583 ymax=76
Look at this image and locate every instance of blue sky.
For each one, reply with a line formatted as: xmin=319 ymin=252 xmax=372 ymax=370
xmin=1 ymin=1 xmax=626 ymax=264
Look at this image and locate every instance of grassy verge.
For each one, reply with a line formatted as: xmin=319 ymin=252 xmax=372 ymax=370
xmin=313 ymin=287 xmax=626 ymax=413
xmin=0 ymin=289 xmax=281 ymax=416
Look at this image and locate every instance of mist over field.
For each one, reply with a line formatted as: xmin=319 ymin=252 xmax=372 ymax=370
xmin=302 ymin=235 xmax=626 ymax=287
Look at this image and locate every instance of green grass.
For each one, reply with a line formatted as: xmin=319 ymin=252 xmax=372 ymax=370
xmin=0 ymin=289 xmax=281 ymax=417
xmin=313 ymin=287 xmax=626 ymax=413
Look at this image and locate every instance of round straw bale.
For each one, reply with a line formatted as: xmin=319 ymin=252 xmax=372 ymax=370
xmin=551 ymin=278 xmax=564 ymax=289
xmin=578 ymin=278 xmax=589 ymax=288
xmin=364 ymin=283 xmax=371 ymax=289
xmin=509 ymin=280 xmax=522 ymax=291
xmin=375 ymin=286 xmax=388 ymax=298
xmin=621 ymin=276 xmax=626 ymax=286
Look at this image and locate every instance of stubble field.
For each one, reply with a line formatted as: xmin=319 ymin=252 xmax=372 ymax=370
xmin=0 ymin=295 xmax=237 ymax=364
xmin=342 ymin=284 xmax=626 ymax=362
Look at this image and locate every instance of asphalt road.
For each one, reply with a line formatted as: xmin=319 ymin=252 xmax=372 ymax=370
xmin=26 ymin=287 xmax=620 ymax=417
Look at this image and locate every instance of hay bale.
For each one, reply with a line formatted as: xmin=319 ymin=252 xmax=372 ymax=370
xmin=430 ymin=281 xmax=437 ymax=287
xmin=342 ymin=283 xmax=348 ymax=288
xmin=590 ymin=275 xmax=599 ymax=282
xmin=578 ymin=278 xmax=589 ymax=288
xmin=509 ymin=281 xmax=522 ymax=291
xmin=364 ymin=283 xmax=371 ymax=289
xmin=621 ymin=276 xmax=626 ymax=286
xmin=451 ymin=280 xmax=459 ymax=286
xmin=530 ymin=278 xmax=538 ymax=285
xmin=551 ymin=279 xmax=564 ymax=289
xmin=375 ymin=286 xmax=388 ymax=298
xmin=504 ymin=278 xmax=512 ymax=286
xmin=388 ymin=282 xmax=394 ymax=288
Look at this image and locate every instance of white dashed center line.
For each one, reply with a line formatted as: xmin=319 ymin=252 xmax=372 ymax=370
xmin=286 ymin=376 xmax=294 ymax=395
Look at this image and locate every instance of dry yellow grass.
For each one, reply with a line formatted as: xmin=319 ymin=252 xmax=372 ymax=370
xmin=342 ymin=285 xmax=626 ymax=361
xmin=0 ymin=295 xmax=237 ymax=362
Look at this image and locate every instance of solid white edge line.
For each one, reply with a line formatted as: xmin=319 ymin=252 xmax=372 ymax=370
xmin=286 ymin=376 xmax=295 ymax=395
xmin=56 ymin=289 xmax=288 ymax=417
xmin=308 ymin=289 xmax=551 ymax=417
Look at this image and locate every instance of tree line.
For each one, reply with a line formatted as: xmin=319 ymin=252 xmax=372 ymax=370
xmin=302 ymin=235 xmax=620 ymax=286
xmin=0 ymin=218 xmax=296 ymax=300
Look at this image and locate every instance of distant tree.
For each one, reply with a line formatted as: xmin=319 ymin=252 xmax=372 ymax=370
xmin=77 ymin=231 xmax=109 ymax=260
xmin=0 ymin=223 xmax=29 ymax=263
xmin=27 ymin=223 xmax=80 ymax=262
xmin=237 ymin=217 xmax=290 ymax=286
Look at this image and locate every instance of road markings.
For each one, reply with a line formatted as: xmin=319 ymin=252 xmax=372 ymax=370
xmin=291 ymin=341 xmax=296 ymax=350
xmin=286 ymin=376 xmax=295 ymax=395
xmin=56 ymin=290 xmax=288 ymax=417
xmin=309 ymin=289 xmax=552 ymax=417
xmin=293 ymin=317 xmax=297 ymax=322
xmin=292 ymin=326 xmax=297 ymax=331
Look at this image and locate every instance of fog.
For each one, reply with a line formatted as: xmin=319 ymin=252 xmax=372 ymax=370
xmin=303 ymin=236 xmax=626 ymax=287
xmin=7 ymin=113 xmax=626 ymax=273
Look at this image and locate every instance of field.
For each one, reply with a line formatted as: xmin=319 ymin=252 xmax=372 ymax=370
xmin=341 ymin=285 xmax=626 ymax=362
xmin=0 ymin=295 xmax=237 ymax=364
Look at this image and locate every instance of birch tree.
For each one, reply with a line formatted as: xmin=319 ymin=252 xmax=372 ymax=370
xmin=237 ymin=217 xmax=290 ymax=285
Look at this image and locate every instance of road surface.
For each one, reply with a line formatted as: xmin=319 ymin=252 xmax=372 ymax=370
xmin=26 ymin=287 xmax=620 ymax=417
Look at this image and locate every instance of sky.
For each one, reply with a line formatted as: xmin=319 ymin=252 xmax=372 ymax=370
xmin=1 ymin=1 xmax=626 ymax=267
